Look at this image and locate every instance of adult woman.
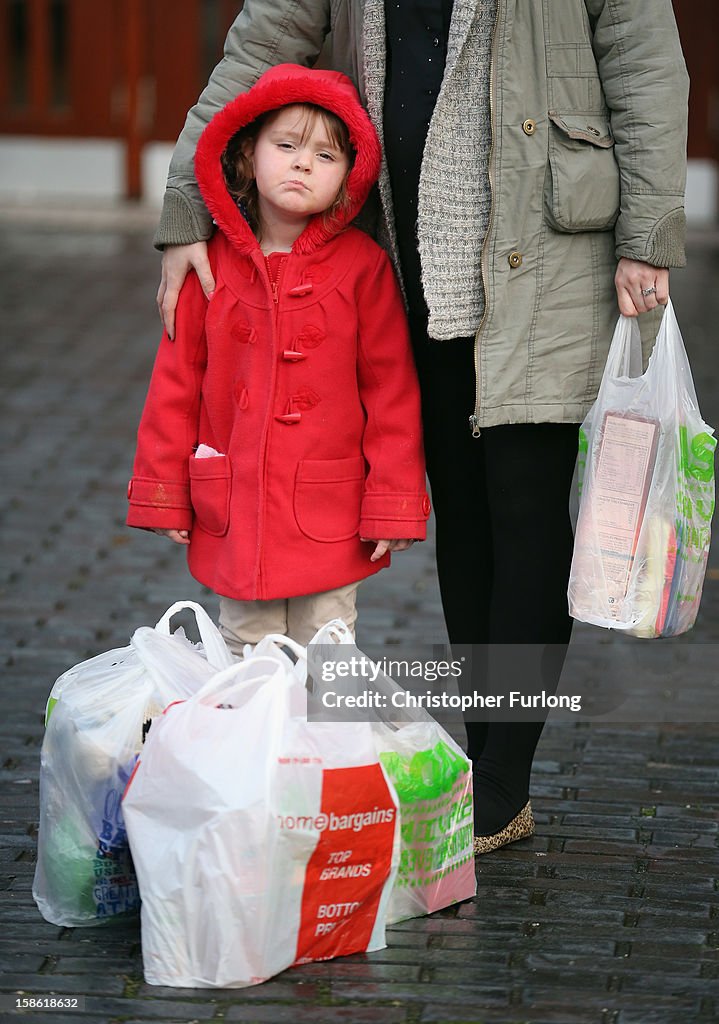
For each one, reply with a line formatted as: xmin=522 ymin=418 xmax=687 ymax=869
xmin=154 ymin=0 xmax=689 ymax=851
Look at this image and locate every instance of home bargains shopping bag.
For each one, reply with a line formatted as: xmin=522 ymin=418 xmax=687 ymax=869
xmin=33 ymin=601 xmax=234 ymax=927
xmin=122 ymin=656 xmax=399 ymax=988
xmin=568 ymin=301 xmax=715 ymax=637
xmin=298 ymin=621 xmax=476 ymax=922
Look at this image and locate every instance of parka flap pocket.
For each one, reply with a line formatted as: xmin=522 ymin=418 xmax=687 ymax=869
xmin=545 ymin=110 xmax=620 ymax=233
xmin=548 ymin=111 xmax=614 ymax=148
xmin=294 ymin=456 xmax=365 ymax=543
xmin=189 ymin=452 xmax=232 ymax=537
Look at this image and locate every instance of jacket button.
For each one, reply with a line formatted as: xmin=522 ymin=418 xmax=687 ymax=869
xmin=508 ymin=250 xmax=523 ymax=268
xmin=275 ymin=412 xmax=302 ymax=425
xmin=282 ymin=350 xmax=307 ymax=362
xmin=127 ymin=480 xmax=133 ymax=499
xmin=288 ymin=283 xmax=313 ymax=297
xmin=522 ymin=118 xmax=536 ymax=136
xmin=422 ymin=495 xmax=431 ymax=516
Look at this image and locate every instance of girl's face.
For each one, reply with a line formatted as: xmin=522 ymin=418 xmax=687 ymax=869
xmin=246 ymin=105 xmax=351 ymax=229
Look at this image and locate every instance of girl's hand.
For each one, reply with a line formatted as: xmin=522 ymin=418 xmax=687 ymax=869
xmin=360 ymin=538 xmax=415 ymax=562
xmin=157 ymin=242 xmax=215 ymax=340
xmin=152 ymin=528 xmax=191 ymax=545
xmin=615 ymin=258 xmax=669 ymax=317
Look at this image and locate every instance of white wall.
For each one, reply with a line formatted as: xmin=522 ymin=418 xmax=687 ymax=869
xmin=0 ymin=137 xmax=172 ymax=208
xmin=141 ymin=142 xmax=174 ymax=207
xmin=0 ymin=137 xmax=125 ymax=200
xmin=685 ymin=159 xmax=718 ymax=225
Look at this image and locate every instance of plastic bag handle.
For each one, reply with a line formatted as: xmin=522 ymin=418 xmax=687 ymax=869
xmin=129 ymin=626 xmax=214 ymax=705
xmin=244 ymin=621 xmax=353 ymax=662
xmin=189 ymin=654 xmax=291 ymax=706
xmin=603 ymin=314 xmax=644 ymax=381
xmin=308 ymin=618 xmax=354 ymax=645
xmin=246 ymin=633 xmax=307 ymax=661
xmin=604 ymin=300 xmax=685 ymax=386
xmin=154 ymin=601 xmax=233 ymax=670
xmin=651 ymin=299 xmax=697 ymax=400
xmin=611 ymin=299 xmax=691 ymax=395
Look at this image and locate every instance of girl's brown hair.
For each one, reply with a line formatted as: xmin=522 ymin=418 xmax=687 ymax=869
xmin=221 ymin=104 xmax=355 ymax=237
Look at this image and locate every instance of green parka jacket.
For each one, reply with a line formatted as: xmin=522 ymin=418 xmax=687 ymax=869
xmin=156 ymin=0 xmax=689 ymax=429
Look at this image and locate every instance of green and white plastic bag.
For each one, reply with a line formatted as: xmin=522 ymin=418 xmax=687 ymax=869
xmin=569 ymin=301 xmax=715 ymax=637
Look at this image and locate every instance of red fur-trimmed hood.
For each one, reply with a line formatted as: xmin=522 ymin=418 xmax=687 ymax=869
xmin=194 ymin=64 xmax=382 ymax=256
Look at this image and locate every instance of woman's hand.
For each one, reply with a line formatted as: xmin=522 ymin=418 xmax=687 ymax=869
xmin=153 ymin=528 xmax=191 ymax=546
xmin=361 ymin=538 xmax=416 ymax=562
xmin=157 ymin=242 xmax=216 ymax=339
xmin=615 ymin=257 xmax=669 ymax=317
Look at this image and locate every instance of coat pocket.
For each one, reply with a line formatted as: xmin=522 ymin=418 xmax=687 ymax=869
xmin=544 ymin=111 xmax=620 ymax=233
xmin=189 ymin=452 xmax=232 ymax=537
xmin=294 ymin=456 xmax=365 ymax=543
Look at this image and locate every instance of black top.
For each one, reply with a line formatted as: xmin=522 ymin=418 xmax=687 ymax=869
xmin=383 ymin=0 xmax=454 ymax=315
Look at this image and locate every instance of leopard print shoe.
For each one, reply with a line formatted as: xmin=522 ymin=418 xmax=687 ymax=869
xmin=473 ymin=800 xmax=535 ymax=855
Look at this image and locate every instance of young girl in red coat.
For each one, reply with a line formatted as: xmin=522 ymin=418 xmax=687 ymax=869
xmin=127 ymin=64 xmax=429 ymax=650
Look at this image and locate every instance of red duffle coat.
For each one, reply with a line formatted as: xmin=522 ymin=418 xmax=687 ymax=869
xmin=127 ymin=64 xmax=429 ymax=601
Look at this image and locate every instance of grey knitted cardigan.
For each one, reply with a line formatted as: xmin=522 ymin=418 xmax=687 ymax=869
xmin=363 ymin=0 xmax=497 ymax=340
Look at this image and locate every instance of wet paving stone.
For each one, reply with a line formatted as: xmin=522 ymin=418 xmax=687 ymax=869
xmin=0 ymin=221 xmax=718 ymax=1022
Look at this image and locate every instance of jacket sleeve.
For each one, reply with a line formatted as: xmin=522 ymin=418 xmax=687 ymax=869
xmin=356 ymin=249 xmax=430 ymax=541
xmin=126 ymin=274 xmax=208 ymax=530
xmin=155 ymin=0 xmax=332 ymax=250
xmin=586 ymin=0 xmax=689 ymax=268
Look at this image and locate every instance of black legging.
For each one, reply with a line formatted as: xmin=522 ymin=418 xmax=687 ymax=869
xmin=410 ymin=316 xmax=579 ymax=835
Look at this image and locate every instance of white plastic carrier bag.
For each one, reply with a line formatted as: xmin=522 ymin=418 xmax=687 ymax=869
xmin=122 ymin=654 xmax=400 ymax=989
xmin=252 ymin=621 xmax=476 ymax=923
xmin=568 ymin=301 xmax=715 ymax=637
xmin=33 ymin=601 xmax=234 ymax=927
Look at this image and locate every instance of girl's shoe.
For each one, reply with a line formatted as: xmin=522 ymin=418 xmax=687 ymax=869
xmin=473 ymin=800 xmax=534 ymax=855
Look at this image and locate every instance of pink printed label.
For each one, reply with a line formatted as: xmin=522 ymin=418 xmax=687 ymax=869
xmin=395 ymin=774 xmax=475 ymax=912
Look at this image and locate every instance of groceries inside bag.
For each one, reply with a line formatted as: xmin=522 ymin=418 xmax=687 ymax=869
xmin=122 ymin=654 xmax=400 ymax=989
xmin=33 ymin=601 xmax=234 ymax=927
xmin=568 ymin=301 xmax=715 ymax=637
xmin=251 ymin=621 xmax=477 ymax=924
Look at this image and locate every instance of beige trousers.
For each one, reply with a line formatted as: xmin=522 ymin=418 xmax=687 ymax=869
xmin=218 ymin=581 xmax=360 ymax=654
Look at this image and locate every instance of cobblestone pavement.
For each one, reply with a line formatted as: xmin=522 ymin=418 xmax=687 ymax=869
xmin=1 ymin=220 xmax=718 ymax=1024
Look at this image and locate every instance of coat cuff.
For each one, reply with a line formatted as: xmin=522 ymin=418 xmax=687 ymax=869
xmin=126 ymin=477 xmax=193 ymax=531
xmin=359 ymin=492 xmax=431 ymax=541
xmin=153 ymin=188 xmax=214 ymax=251
xmin=615 ymin=203 xmax=687 ymax=269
